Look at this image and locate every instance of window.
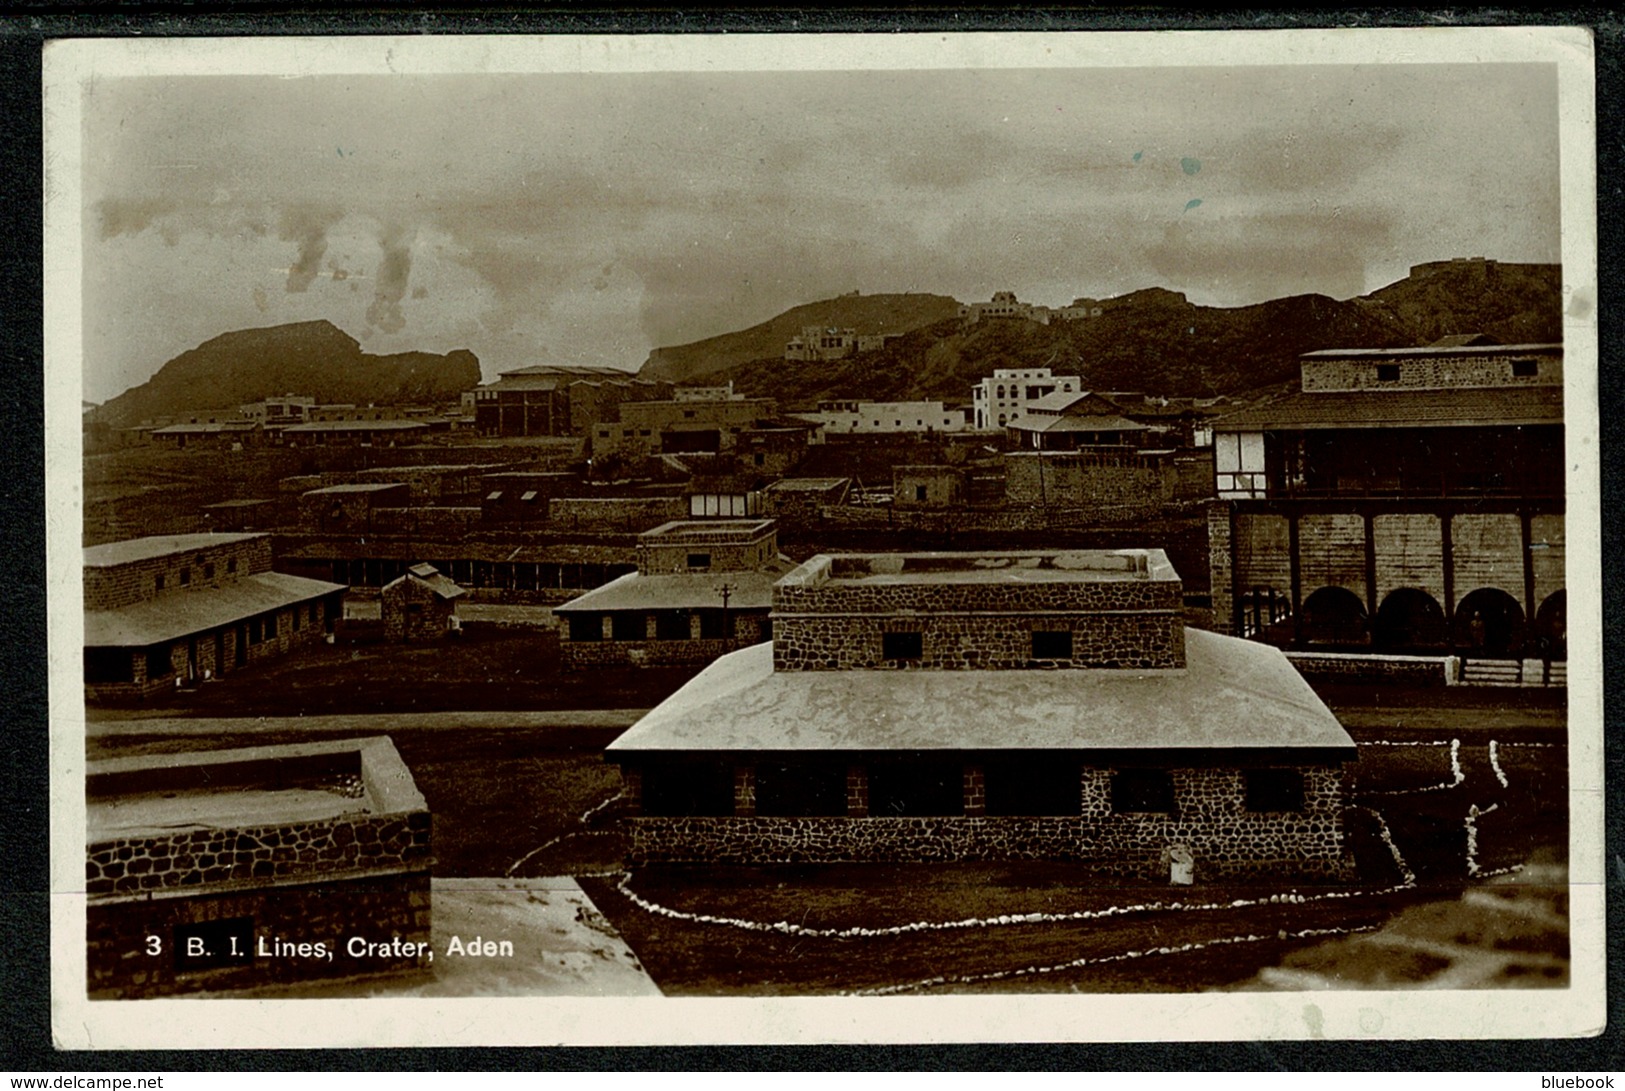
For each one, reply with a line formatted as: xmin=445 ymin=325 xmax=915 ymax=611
xmin=683 ymin=410 xmax=696 ymax=419
xmin=1376 ymin=364 xmax=1400 ymax=382
xmin=84 ymin=648 xmax=133 ymax=684
xmin=655 ymin=610 xmax=691 ymax=640
xmin=697 ymin=610 xmax=729 ymax=640
xmin=984 ymin=759 xmax=1080 ymax=816
xmin=1031 ymin=630 xmax=1074 ymax=659
xmin=882 ymin=631 xmax=923 ymax=661
xmin=753 ymin=453 xmax=765 ymax=466
xmin=203 ymin=563 xmax=215 ymax=580
xmin=640 ymin=763 xmax=735 ymax=817
xmin=755 ymin=763 xmax=848 ymax=817
xmin=686 ymin=553 xmax=711 ymax=570
xmin=145 ymin=644 xmax=173 ymax=679
xmin=291 ymin=606 xmax=301 ymax=631
xmin=179 ymin=567 xmax=191 ymax=586
xmin=1245 ymin=769 xmax=1306 ymax=812
xmin=1111 ymin=769 xmax=1176 ymax=814
xmin=868 ymin=762 xmax=963 ymax=817
xmin=155 ymin=574 xmax=166 ymax=592
xmin=567 ymin=614 xmax=602 ymax=643
xmin=226 ymin=558 xmax=237 ymax=574
xmin=611 ymin=613 xmax=645 ymax=641
xmin=1511 ymin=358 xmax=1538 ymax=378
xmin=486 ymin=491 xmax=504 ymax=502
xmin=914 ymin=485 xmax=928 ymax=502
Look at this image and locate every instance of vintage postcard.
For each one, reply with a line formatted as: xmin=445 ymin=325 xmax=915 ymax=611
xmin=44 ymin=27 xmax=1602 ymax=1048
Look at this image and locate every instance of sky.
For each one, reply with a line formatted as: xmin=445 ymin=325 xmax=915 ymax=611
xmin=79 ymin=62 xmax=1561 ymax=403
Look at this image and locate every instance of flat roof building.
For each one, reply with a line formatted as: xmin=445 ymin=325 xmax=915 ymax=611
xmin=607 ymin=548 xmax=1356 ymax=879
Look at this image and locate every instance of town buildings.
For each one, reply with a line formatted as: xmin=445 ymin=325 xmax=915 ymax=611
xmin=87 ymin=736 xmax=432 ymax=998
xmin=971 ymin=367 xmax=1084 ymax=429
xmin=1207 ymin=337 xmax=1565 ymax=664
xmin=958 ymin=290 xmax=1049 ymax=325
xmin=589 ymin=396 xmax=778 ymax=460
xmin=607 ymin=548 xmax=1356 ymax=877
xmin=554 ymin=519 xmax=792 ymax=670
xmin=471 ymin=364 xmax=671 ymax=438
xmin=83 ymin=532 xmax=347 ymax=701
xmin=806 ymin=399 xmax=968 ymax=435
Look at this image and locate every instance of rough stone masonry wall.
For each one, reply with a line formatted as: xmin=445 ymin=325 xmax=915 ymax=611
xmin=628 ymin=765 xmax=1348 ymax=879
xmin=1301 ymin=351 xmax=1562 ymax=392
xmin=1003 ymin=454 xmax=1173 ymax=513
xmin=772 ymin=610 xmax=1183 ymax=671
xmin=638 ymin=534 xmax=775 ymax=574
xmin=1207 ymin=502 xmax=1234 ymax=635
xmin=548 ymin=497 xmax=688 ymax=534
xmin=87 ymin=869 xmax=431 ymax=999
xmin=85 ymin=536 xmax=275 ymax=610
xmin=777 ymin=570 xmax=1181 ymax=617
xmin=371 ymin=506 xmax=483 ymax=538
xmin=86 ymin=809 xmax=431 ymax=898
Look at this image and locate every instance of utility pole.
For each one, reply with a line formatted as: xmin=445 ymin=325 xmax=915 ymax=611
xmin=718 ymin=581 xmax=736 ymax=642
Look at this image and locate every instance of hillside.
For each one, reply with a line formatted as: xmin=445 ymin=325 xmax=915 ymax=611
xmin=639 ymin=292 xmax=961 ymax=385
xmin=97 ymin=321 xmax=481 ymax=427
xmin=638 ymin=262 xmax=1563 ymax=408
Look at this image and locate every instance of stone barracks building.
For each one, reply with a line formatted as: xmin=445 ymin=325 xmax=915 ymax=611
xmin=555 ymin=519 xmax=793 ymax=670
xmin=84 ymin=533 xmax=347 ymax=701
xmin=86 ymin=737 xmax=432 ymax=998
xmin=607 ymin=549 xmax=1357 ymax=880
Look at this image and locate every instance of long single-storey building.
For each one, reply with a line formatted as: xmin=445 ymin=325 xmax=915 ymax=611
xmin=607 ymin=549 xmax=1357 ymax=880
xmin=84 ymin=533 xmax=347 ymax=701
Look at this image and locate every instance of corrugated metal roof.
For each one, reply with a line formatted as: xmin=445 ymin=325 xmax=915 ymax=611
xmin=1212 ymin=387 xmax=1563 ymax=431
xmin=85 ymin=572 xmax=347 ymax=647
xmin=608 ymin=631 xmax=1354 ymax=755
xmin=553 ymin=569 xmax=784 ymax=613
xmin=85 ymin=533 xmax=263 ymax=567
xmin=1009 ymin=414 xmax=1147 ymax=434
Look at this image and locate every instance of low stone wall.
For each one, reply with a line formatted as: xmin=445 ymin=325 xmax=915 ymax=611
xmin=1285 ymin=651 xmax=1457 ymax=687
xmin=814 ymin=501 xmax=1205 ymax=534
xmin=371 ymin=506 xmax=483 ymax=537
xmin=548 ymin=497 xmax=688 ymax=534
xmin=562 ymin=636 xmax=750 ymax=671
xmin=627 ymin=813 xmax=1349 ymax=880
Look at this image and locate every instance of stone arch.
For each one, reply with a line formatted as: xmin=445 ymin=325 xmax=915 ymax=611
xmin=1299 ymin=586 xmax=1368 ymax=645
xmin=1453 ymin=587 xmax=1526 ymax=657
xmin=1373 ymin=588 xmax=1448 ymax=650
xmin=1533 ymin=590 xmax=1566 ymax=659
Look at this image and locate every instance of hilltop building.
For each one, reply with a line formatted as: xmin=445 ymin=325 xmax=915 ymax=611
xmin=83 ymin=533 xmax=346 ymax=701
xmin=555 ymin=519 xmax=792 ymax=670
xmin=784 ymin=327 xmax=891 ymax=362
xmin=971 ymin=367 xmax=1083 ymax=429
xmin=607 ymin=548 xmax=1356 ymax=877
xmin=1208 ymin=336 xmax=1565 ymax=667
xmin=958 ymin=291 xmax=1049 ymax=325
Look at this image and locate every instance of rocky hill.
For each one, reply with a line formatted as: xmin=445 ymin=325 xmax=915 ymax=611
xmin=96 ymin=321 xmax=481 ymax=427
xmin=638 ymin=262 xmax=1562 ymax=407
xmin=639 ymin=292 xmax=961 ymax=385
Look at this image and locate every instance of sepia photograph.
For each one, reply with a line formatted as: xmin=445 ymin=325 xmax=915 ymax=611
xmin=43 ymin=26 xmax=1603 ymax=1048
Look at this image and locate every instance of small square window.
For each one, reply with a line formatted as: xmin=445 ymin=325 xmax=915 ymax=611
xmin=686 ymin=553 xmax=711 ymax=570
xmin=155 ymin=574 xmax=166 ymax=591
xmin=1245 ymin=769 xmax=1305 ymax=812
xmin=1511 ymin=358 xmax=1538 ymax=378
xmin=882 ymin=631 xmax=923 ymax=660
xmin=203 ymin=563 xmax=215 ymax=580
xmin=1031 ymin=630 xmax=1073 ymax=659
xmin=226 ymin=558 xmax=237 ymax=574
xmin=179 ymin=568 xmax=191 ymax=586
xmin=914 ymin=485 xmax=928 ymax=501
xmin=1376 ymin=364 xmax=1400 ymax=382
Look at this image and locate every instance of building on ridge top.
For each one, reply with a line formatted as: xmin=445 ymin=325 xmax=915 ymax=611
xmin=606 ymin=547 xmax=1357 ymax=878
xmin=554 ymin=518 xmax=794 ymax=670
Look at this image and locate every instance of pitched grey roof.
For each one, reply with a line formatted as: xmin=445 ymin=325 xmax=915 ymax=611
xmin=553 ymin=569 xmax=784 ymax=613
xmin=1212 ymin=387 xmax=1563 ymax=431
xmin=84 ymin=533 xmax=263 ymax=567
xmin=608 ymin=630 xmax=1354 ymax=757
xmin=85 ymin=572 xmax=347 ymax=647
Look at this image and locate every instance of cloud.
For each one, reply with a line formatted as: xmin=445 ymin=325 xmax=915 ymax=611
xmin=277 ymin=204 xmax=345 ymax=292
xmin=365 ymin=224 xmax=415 ymax=334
